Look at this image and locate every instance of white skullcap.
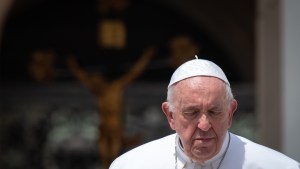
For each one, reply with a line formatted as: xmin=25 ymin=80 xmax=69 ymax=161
xmin=168 ymin=57 xmax=230 ymax=88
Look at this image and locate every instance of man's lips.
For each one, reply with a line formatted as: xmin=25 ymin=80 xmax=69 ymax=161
xmin=196 ymin=137 xmax=214 ymax=140
xmin=195 ymin=137 xmax=214 ymax=143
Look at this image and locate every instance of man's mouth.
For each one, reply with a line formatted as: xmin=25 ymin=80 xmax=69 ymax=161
xmin=195 ymin=137 xmax=214 ymax=144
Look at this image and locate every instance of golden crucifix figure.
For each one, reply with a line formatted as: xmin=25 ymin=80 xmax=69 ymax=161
xmin=66 ymin=47 xmax=155 ymax=169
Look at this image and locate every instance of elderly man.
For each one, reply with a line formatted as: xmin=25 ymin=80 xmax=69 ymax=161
xmin=109 ymin=58 xmax=300 ymax=169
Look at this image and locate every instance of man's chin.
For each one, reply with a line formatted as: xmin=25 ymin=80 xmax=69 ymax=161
xmin=190 ymin=146 xmax=216 ymax=162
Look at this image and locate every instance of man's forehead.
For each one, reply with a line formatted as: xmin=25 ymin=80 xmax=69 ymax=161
xmin=176 ymin=93 xmax=228 ymax=113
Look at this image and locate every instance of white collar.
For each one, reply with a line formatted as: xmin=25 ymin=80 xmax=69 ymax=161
xmin=175 ymin=132 xmax=230 ymax=168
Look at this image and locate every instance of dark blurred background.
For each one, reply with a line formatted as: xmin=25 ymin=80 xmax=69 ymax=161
xmin=0 ymin=0 xmax=255 ymax=169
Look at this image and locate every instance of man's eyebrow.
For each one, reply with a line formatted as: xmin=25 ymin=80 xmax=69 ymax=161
xmin=182 ymin=105 xmax=199 ymax=112
xmin=209 ymin=105 xmax=218 ymax=109
xmin=209 ymin=104 xmax=224 ymax=111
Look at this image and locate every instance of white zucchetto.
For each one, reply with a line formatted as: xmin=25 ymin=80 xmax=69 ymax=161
xmin=168 ymin=57 xmax=230 ymax=88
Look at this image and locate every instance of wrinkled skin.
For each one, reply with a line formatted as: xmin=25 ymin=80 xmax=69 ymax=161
xmin=162 ymin=76 xmax=237 ymax=163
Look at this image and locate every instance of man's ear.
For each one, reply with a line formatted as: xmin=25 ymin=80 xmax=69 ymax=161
xmin=162 ymin=102 xmax=176 ymax=130
xmin=228 ymin=99 xmax=238 ymax=127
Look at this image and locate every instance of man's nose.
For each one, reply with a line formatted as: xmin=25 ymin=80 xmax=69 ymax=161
xmin=197 ymin=114 xmax=211 ymax=131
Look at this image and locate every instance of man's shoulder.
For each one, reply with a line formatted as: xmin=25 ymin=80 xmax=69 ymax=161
xmin=228 ymin=133 xmax=300 ymax=168
xmin=125 ymin=133 xmax=176 ymax=154
xmin=109 ymin=133 xmax=177 ymax=169
xmin=232 ymin=133 xmax=288 ymax=155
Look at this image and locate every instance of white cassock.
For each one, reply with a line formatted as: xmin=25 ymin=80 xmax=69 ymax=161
xmin=109 ymin=132 xmax=300 ymax=169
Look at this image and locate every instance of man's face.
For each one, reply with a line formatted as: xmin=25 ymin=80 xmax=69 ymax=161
xmin=162 ymin=76 xmax=237 ymax=163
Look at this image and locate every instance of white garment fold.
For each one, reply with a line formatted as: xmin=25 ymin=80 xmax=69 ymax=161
xmin=109 ymin=132 xmax=300 ymax=169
